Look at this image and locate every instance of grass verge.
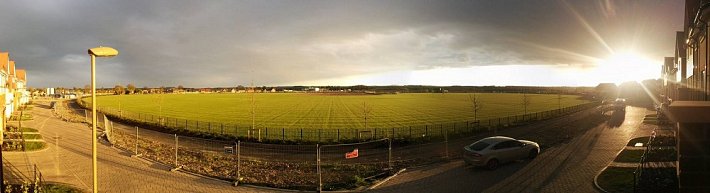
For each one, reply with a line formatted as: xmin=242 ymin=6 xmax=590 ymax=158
xmin=23 ymin=134 xmax=43 ymax=140
xmin=2 ymin=141 xmax=47 ymax=151
xmin=597 ymin=167 xmax=635 ymax=193
xmin=43 ymin=183 xmax=84 ymax=193
xmin=615 ymin=149 xmax=677 ymax=163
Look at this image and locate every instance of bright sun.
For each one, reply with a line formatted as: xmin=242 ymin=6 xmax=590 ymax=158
xmin=592 ymin=51 xmax=660 ymax=84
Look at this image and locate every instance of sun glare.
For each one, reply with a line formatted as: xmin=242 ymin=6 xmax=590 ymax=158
xmin=593 ymin=51 xmax=660 ymax=84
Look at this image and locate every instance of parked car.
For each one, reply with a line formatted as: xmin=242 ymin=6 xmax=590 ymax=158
xmin=463 ymin=136 xmax=540 ymax=170
xmin=613 ymin=98 xmax=626 ymax=111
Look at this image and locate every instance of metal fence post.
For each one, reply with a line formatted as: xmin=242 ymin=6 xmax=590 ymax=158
xmin=391 ymin=128 xmax=395 ymax=139
xmin=317 ymin=144 xmax=322 ymax=192
xmin=133 ymin=126 xmax=141 ymax=157
xmin=171 ymin=134 xmax=181 ymax=171
xmin=234 ymin=141 xmax=240 ymax=186
xmin=337 ymin=129 xmax=340 ymax=142
xmin=221 ymin=123 xmax=224 ymax=135
xmin=425 ymin=125 xmax=428 ymax=138
xmin=282 ymin=128 xmax=285 ymax=142
xmin=444 ymin=127 xmax=449 ymax=159
xmin=439 ymin=124 xmax=443 ymax=137
xmin=388 ymin=138 xmax=392 ymax=170
xmin=409 ymin=126 xmax=412 ymax=138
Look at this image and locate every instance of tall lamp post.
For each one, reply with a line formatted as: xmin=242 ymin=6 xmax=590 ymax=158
xmin=88 ymin=46 xmax=118 ymax=193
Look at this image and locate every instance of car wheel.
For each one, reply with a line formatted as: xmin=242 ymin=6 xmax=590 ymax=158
xmin=486 ymin=159 xmax=499 ymax=170
xmin=528 ymin=149 xmax=538 ymax=159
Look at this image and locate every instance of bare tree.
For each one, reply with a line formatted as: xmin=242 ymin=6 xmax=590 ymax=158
xmin=469 ymin=93 xmax=483 ymax=121
xmin=363 ymin=101 xmax=372 ymax=130
xmin=113 ymin=85 xmax=125 ymax=95
xmin=522 ymin=93 xmax=531 ymax=115
xmin=126 ymin=83 xmax=136 ymax=94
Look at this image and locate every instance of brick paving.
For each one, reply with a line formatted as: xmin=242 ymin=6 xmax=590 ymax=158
xmin=2 ymin=100 xmax=278 ymax=193
xmin=484 ymin=107 xmax=652 ymax=193
xmin=370 ymin=106 xmax=654 ymax=193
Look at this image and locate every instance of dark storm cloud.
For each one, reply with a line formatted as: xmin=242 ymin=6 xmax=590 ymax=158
xmin=0 ymin=0 xmax=683 ymax=87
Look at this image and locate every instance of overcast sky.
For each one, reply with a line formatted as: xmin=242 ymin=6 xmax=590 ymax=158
xmin=0 ymin=0 xmax=684 ymax=88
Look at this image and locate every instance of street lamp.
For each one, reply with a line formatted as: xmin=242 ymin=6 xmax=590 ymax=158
xmin=88 ymin=46 xmax=118 ymax=193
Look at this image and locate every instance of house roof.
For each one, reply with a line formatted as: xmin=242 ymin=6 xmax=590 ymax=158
xmin=0 ymin=52 xmax=8 ymax=73
xmin=9 ymin=60 xmax=15 ymax=75
xmin=16 ymin=69 xmax=26 ymax=82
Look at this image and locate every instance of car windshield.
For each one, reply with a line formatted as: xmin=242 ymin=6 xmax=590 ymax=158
xmin=467 ymin=141 xmax=490 ymax=151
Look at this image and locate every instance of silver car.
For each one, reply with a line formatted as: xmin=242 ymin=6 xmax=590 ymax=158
xmin=463 ymin=136 xmax=540 ymax=169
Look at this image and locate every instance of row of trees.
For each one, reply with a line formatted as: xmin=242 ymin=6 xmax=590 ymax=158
xmin=111 ymin=84 xmax=185 ymax=95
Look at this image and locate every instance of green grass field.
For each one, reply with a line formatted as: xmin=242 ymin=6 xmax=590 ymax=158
xmin=86 ymin=93 xmax=589 ymax=130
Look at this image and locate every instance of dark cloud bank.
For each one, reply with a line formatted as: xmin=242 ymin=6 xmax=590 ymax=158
xmin=0 ymin=0 xmax=683 ymax=88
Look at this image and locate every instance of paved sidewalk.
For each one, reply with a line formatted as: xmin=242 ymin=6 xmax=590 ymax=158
xmin=2 ymin=101 xmax=278 ymax=193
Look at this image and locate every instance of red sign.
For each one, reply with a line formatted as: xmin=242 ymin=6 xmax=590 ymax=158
xmin=345 ymin=148 xmax=359 ymax=159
